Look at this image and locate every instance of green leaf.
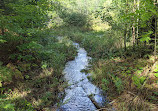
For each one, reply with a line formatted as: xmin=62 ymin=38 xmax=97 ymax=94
xmin=132 ymin=75 xmax=142 ymax=88
xmin=154 ymin=73 xmax=158 ymax=78
xmin=4 ymin=104 xmax=14 ymax=109
xmin=140 ymin=76 xmax=146 ymax=84
xmin=126 ymin=70 xmax=131 ymax=74
xmin=0 ymin=81 xmax=2 ymax=87
xmin=0 ymin=39 xmax=7 ymax=43
xmin=140 ymin=31 xmax=153 ymax=42
xmin=153 ymin=92 xmax=158 ymax=95
xmin=140 ymin=37 xmax=151 ymax=42
xmin=137 ymin=70 xmax=142 ymax=74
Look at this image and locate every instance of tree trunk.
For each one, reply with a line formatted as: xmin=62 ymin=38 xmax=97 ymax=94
xmin=124 ymin=28 xmax=127 ymax=51
xmin=1 ymin=28 xmax=4 ymax=35
xmin=154 ymin=0 xmax=157 ymax=57
xmin=124 ymin=0 xmax=129 ymax=51
xmin=132 ymin=25 xmax=136 ymax=46
xmin=136 ymin=0 xmax=140 ymax=45
xmin=132 ymin=0 xmax=136 ymax=49
xmin=154 ymin=18 xmax=157 ymax=56
xmin=0 ymin=0 xmax=5 ymax=35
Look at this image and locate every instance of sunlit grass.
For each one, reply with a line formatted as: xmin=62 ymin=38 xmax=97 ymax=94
xmin=90 ymin=17 xmax=111 ymax=31
xmin=88 ymin=56 xmax=158 ymax=110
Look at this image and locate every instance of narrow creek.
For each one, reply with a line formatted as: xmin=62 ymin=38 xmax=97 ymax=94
xmin=58 ymin=43 xmax=107 ymax=111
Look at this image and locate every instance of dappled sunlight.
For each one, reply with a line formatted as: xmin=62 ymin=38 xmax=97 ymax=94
xmin=57 ymin=36 xmax=73 ymax=47
xmin=103 ymin=0 xmax=112 ymax=6
xmin=92 ymin=23 xmax=111 ymax=31
xmin=87 ymin=55 xmax=158 ymax=110
xmin=0 ymin=0 xmax=158 ymax=110
xmin=90 ymin=17 xmax=111 ymax=31
xmin=45 ymin=24 xmax=158 ymax=110
xmin=2 ymin=66 xmax=66 ymax=110
xmin=34 ymin=68 xmax=53 ymax=79
xmin=7 ymin=89 xmax=31 ymax=100
xmin=32 ymin=98 xmax=42 ymax=107
xmin=145 ymin=83 xmax=158 ymax=90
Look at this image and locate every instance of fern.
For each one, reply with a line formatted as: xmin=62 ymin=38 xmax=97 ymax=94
xmin=132 ymin=75 xmax=146 ymax=89
xmin=113 ymin=77 xmax=123 ymax=93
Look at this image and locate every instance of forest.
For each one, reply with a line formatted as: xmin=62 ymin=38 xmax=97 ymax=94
xmin=0 ymin=0 xmax=158 ymax=111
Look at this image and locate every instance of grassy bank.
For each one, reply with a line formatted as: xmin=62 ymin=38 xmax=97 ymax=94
xmin=0 ymin=29 xmax=77 ymax=111
xmin=52 ymin=26 xmax=158 ymax=111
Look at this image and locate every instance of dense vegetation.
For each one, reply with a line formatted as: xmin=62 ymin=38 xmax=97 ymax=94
xmin=0 ymin=0 xmax=77 ymax=110
xmin=0 ymin=0 xmax=158 ymax=111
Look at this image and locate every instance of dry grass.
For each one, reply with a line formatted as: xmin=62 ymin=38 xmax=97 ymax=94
xmin=89 ymin=56 xmax=158 ymax=111
xmin=110 ymin=91 xmax=158 ymax=111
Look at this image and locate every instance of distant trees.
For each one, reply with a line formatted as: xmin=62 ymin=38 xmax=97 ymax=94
xmin=52 ymin=0 xmax=157 ymax=54
xmin=93 ymin=0 xmax=158 ymax=53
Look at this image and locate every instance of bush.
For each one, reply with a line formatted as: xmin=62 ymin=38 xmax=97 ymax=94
xmin=60 ymin=11 xmax=89 ymax=27
xmin=0 ymin=62 xmax=13 ymax=88
xmin=0 ymin=98 xmax=15 ymax=111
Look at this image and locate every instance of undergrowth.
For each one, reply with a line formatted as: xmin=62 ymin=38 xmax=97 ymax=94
xmin=0 ymin=29 xmax=77 ymax=111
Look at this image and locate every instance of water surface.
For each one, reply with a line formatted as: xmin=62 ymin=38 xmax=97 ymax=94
xmin=58 ymin=43 xmax=106 ymax=111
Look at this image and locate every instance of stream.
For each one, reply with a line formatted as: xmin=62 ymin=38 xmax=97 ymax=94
xmin=58 ymin=43 xmax=107 ymax=111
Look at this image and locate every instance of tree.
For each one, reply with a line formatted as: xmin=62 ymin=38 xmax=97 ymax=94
xmin=0 ymin=0 xmax=52 ymax=62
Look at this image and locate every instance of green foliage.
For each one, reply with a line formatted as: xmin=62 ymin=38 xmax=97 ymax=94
xmin=61 ymin=12 xmax=89 ymax=27
xmin=101 ymin=78 xmax=110 ymax=91
xmin=154 ymin=73 xmax=158 ymax=78
xmin=153 ymin=65 xmax=158 ymax=77
xmin=149 ymin=91 xmax=158 ymax=103
xmin=0 ymin=0 xmax=157 ymax=110
xmin=126 ymin=70 xmax=132 ymax=74
xmin=0 ymin=35 xmax=6 ymax=43
xmin=140 ymin=31 xmax=153 ymax=42
xmin=65 ymin=29 xmax=122 ymax=59
xmin=132 ymin=75 xmax=146 ymax=88
xmin=154 ymin=65 xmax=158 ymax=72
xmin=136 ymin=70 xmax=142 ymax=74
xmin=13 ymin=41 xmax=43 ymax=62
xmin=41 ymin=92 xmax=54 ymax=106
xmin=0 ymin=0 xmax=53 ymax=64
xmin=15 ymin=99 xmax=34 ymax=111
xmin=0 ymin=62 xmax=13 ymax=87
xmin=0 ymin=98 xmax=15 ymax=111
xmin=111 ymin=75 xmax=123 ymax=93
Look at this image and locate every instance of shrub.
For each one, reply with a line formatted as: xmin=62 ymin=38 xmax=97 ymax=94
xmin=0 ymin=62 xmax=13 ymax=88
xmin=60 ymin=11 xmax=89 ymax=27
xmin=0 ymin=98 xmax=15 ymax=111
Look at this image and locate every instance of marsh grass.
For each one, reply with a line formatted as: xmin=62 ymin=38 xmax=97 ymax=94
xmin=52 ymin=26 xmax=158 ymax=111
